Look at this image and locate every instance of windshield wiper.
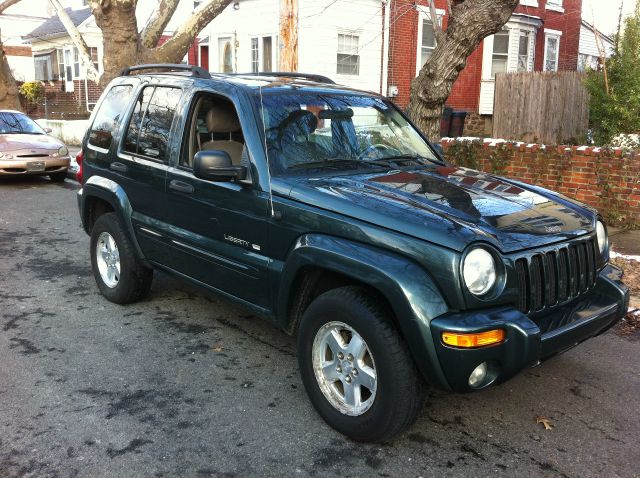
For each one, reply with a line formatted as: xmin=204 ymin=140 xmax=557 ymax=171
xmin=288 ymin=159 xmax=385 ymax=171
xmin=369 ymin=154 xmax=431 ymax=165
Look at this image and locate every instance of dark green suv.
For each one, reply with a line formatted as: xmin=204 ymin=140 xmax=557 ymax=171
xmin=77 ymin=65 xmax=629 ymax=441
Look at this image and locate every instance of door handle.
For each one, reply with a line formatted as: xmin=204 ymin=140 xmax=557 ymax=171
xmin=169 ymin=179 xmax=194 ymax=194
xmin=110 ymin=161 xmax=127 ymax=173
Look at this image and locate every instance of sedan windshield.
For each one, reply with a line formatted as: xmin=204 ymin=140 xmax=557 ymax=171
xmin=0 ymin=111 xmax=45 ymax=135
xmin=257 ymin=93 xmax=439 ymax=175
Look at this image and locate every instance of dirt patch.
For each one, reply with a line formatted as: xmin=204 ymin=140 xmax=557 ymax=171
xmin=611 ymin=256 xmax=640 ymax=338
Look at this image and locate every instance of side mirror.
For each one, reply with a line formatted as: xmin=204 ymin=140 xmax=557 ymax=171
xmin=193 ymin=150 xmax=247 ymax=182
xmin=44 ymin=127 xmax=53 ymax=134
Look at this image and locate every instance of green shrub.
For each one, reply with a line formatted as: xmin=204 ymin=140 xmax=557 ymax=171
xmin=585 ymin=1 xmax=640 ymax=145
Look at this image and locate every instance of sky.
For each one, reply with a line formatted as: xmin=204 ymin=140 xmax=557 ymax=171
xmin=583 ymin=0 xmax=637 ymax=36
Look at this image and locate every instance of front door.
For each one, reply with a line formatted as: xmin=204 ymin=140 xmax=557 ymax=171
xmin=163 ymin=93 xmax=271 ymax=308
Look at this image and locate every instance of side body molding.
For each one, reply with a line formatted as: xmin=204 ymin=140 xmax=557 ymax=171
xmin=277 ymin=234 xmax=451 ymax=388
xmin=77 ymin=175 xmax=146 ymax=262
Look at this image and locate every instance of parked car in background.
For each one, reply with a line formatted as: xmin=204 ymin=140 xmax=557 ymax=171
xmin=0 ymin=110 xmax=71 ymax=182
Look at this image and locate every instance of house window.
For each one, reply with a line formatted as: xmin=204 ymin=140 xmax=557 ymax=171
xmin=420 ymin=19 xmax=436 ymax=66
xmin=34 ymin=53 xmax=53 ymax=81
xmin=73 ymin=47 xmax=80 ymax=78
xmin=491 ymin=29 xmax=510 ymax=77
xmin=337 ymin=33 xmax=359 ymax=75
xmin=57 ymin=48 xmax=64 ymax=80
xmin=262 ymin=36 xmax=272 ymax=72
xmin=218 ymin=37 xmax=234 ymax=72
xmin=90 ymin=47 xmax=99 ymax=73
xmin=544 ymin=34 xmax=560 ymax=71
xmin=517 ymin=31 xmax=532 ymax=71
xmin=546 ymin=0 xmax=563 ymax=10
xmin=251 ymin=38 xmax=259 ymax=72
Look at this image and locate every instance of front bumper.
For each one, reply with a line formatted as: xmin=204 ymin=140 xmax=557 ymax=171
xmin=429 ymin=264 xmax=629 ymax=392
xmin=0 ymin=157 xmax=70 ymax=176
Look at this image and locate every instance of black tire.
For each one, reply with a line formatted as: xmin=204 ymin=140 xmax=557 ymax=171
xmin=90 ymin=212 xmax=153 ymax=304
xmin=49 ymin=171 xmax=67 ymax=182
xmin=297 ymin=286 xmax=423 ymax=442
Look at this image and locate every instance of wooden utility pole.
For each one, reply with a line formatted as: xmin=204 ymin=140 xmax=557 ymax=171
xmin=279 ymin=0 xmax=298 ymax=71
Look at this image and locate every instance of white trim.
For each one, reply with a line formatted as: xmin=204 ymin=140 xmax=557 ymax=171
xmin=519 ymin=0 xmax=538 ymax=6
xmin=546 ymin=1 xmax=565 ymax=13
xmin=381 ymin=0 xmax=390 ymax=95
xmin=544 ymin=28 xmax=563 ymax=37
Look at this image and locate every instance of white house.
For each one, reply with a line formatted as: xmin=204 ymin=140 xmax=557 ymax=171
xmin=578 ymin=20 xmax=615 ymax=71
xmin=204 ymin=0 xmax=385 ymax=94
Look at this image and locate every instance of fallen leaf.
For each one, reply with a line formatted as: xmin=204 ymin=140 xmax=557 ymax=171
xmin=212 ymin=346 xmax=224 ymax=353
xmin=536 ymin=416 xmax=554 ymax=430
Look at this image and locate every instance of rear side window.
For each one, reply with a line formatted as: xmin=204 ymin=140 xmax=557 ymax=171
xmin=122 ymin=86 xmax=182 ymax=162
xmin=88 ymin=85 xmax=133 ymax=150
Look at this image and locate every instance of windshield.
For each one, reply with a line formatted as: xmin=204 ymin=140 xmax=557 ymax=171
xmin=256 ymin=93 xmax=439 ymax=175
xmin=0 ymin=111 xmax=45 ymax=135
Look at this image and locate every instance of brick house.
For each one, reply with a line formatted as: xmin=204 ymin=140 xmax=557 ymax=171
xmin=387 ymin=0 xmax=584 ymax=135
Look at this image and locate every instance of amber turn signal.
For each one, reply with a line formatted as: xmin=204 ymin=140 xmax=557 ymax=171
xmin=442 ymin=329 xmax=505 ymax=348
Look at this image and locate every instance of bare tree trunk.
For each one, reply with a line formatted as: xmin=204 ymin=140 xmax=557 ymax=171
xmin=0 ymin=38 xmax=20 ymax=110
xmin=407 ymin=0 xmax=518 ymax=140
xmin=0 ymin=0 xmax=24 ymax=110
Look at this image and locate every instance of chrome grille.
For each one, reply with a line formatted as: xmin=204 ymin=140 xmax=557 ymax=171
xmin=515 ymin=237 xmax=599 ymax=314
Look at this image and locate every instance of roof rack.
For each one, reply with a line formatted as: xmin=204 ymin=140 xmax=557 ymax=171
xmin=230 ymin=72 xmax=336 ymax=84
xmin=120 ymin=64 xmax=212 ymax=79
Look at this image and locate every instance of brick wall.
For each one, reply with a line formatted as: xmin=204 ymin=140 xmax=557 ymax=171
xmin=19 ymin=80 xmax=102 ymax=120
xmin=441 ymin=139 xmax=640 ymax=227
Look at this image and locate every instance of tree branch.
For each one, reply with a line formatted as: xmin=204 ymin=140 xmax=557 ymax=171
xmin=0 ymin=0 xmax=22 ymax=14
xmin=140 ymin=0 xmax=180 ymax=48
xmin=49 ymin=0 xmax=101 ymax=82
xmin=427 ymin=0 xmax=444 ymax=43
xmin=152 ymin=0 xmax=232 ymax=61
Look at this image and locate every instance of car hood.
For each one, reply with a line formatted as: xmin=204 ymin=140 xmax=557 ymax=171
xmin=278 ymin=165 xmax=595 ymax=253
xmin=0 ymin=133 xmax=62 ymax=152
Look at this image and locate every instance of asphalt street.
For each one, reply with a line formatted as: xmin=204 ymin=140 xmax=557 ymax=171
xmin=1 ymin=176 xmax=639 ymax=477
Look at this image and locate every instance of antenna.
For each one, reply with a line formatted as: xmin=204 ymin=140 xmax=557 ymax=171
xmin=259 ymin=85 xmax=276 ymax=218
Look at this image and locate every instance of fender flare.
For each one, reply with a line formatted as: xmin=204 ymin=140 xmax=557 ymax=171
xmin=78 ymin=175 xmax=147 ymax=263
xmin=277 ymin=233 xmax=451 ymax=389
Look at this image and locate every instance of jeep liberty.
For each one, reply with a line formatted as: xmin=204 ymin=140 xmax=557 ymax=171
xmin=77 ymin=65 xmax=630 ymax=441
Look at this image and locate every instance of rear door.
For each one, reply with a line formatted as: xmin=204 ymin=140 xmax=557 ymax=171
xmin=113 ymin=83 xmax=185 ymax=262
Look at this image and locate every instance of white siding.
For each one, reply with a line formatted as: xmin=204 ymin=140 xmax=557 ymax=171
xmin=299 ymin=0 xmax=382 ymax=92
xmin=205 ymin=0 xmax=280 ymax=74
xmin=204 ymin=0 xmax=382 ymax=92
xmin=579 ymin=24 xmax=614 ymax=58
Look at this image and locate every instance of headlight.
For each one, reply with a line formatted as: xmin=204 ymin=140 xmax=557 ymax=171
xmin=58 ymin=146 xmax=69 ymax=157
xmin=596 ymin=220 xmax=608 ymax=255
xmin=463 ymin=248 xmax=497 ymax=296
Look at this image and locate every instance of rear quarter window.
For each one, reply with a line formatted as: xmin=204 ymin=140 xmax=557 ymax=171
xmin=88 ymin=85 xmax=134 ymax=150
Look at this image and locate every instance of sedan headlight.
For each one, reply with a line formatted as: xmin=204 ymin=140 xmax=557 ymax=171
xmin=58 ymin=146 xmax=69 ymax=157
xmin=463 ymin=248 xmax=497 ymax=296
xmin=596 ymin=220 xmax=608 ymax=256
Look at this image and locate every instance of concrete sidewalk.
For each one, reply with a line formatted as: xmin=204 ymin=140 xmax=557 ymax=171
xmin=609 ymin=227 xmax=640 ymax=257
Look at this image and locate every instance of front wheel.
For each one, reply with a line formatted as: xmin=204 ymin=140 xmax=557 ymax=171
xmin=297 ymin=286 xmax=423 ymax=442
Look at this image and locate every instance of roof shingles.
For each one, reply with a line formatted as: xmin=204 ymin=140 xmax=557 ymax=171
xmin=24 ymin=7 xmax=91 ymax=41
